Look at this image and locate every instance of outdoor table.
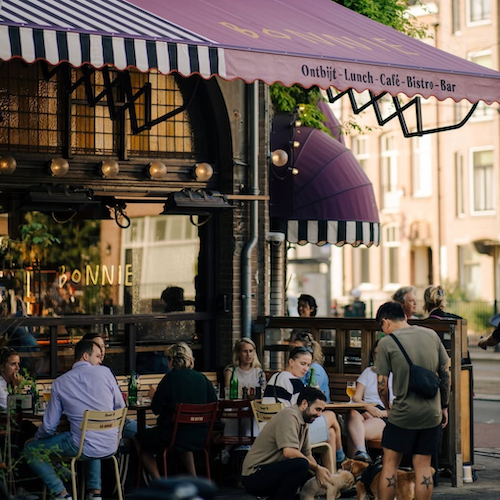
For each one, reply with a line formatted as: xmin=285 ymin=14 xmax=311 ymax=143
xmin=325 ymin=402 xmax=376 ymax=412
xmin=128 ymin=402 xmax=152 ymax=432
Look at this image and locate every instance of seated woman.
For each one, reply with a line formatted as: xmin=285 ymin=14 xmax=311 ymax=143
xmin=135 ymin=342 xmax=217 ymax=479
xmin=0 ymin=347 xmax=22 ymax=411
xmin=289 ymin=331 xmax=330 ymax=402
xmin=224 ymin=337 xmax=266 ymax=398
xmin=262 ymin=346 xmax=345 ymax=471
xmin=345 ymin=340 xmax=394 ymax=463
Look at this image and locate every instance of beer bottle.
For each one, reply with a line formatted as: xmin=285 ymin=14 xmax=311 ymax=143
xmin=229 ymin=367 xmax=239 ymax=399
xmin=308 ymin=367 xmax=319 ymax=389
xmin=128 ymin=371 xmax=138 ymax=405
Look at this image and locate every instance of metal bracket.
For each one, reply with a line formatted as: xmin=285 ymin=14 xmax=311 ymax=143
xmin=41 ymin=62 xmax=198 ymax=135
xmin=327 ymin=88 xmax=478 ymax=137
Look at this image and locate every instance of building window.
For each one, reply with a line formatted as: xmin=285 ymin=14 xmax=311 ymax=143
xmin=471 ymin=148 xmax=494 ymax=213
xmin=383 ymin=225 xmax=399 ymax=286
xmin=468 ymin=53 xmax=494 ymax=120
xmin=467 ymin=0 xmax=490 ymax=23
xmin=352 ymin=246 xmax=370 ymax=286
xmin=380 ymin=134 xmax=399 ymax=210
xmin=452 ymin=0 xmax=461 ymax=33
xmin=353 ymin=136 xmax=369 ymax=171
xmin=455 ymin=152 xmax=465 ymax=217
xmin=412 ymin=135 xmax=432 ymax=197
xmin=458 ymin=245 xmax=481 ymax=299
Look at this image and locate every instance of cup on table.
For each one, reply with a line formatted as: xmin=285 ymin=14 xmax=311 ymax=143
xmin=42 ymin=391 xmax=51 ymax=403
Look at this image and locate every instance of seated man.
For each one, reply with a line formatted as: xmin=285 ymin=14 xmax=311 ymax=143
xmin=25 ymin=340 xmax=125 ymax=500
xmin=241 ymin=386 xmax=331 ymax=500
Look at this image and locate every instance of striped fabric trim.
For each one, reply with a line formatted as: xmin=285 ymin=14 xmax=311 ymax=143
xmin=287 ymin=220 xmax=380 ymax=247
xmin=0 ymin=0 xmax=214 ymax=42
xmin=0 ymin=25 xmax=226 ymax=78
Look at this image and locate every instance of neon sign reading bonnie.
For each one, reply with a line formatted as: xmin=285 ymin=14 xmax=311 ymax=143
xmin=59 ymin=265 xmax=133 ymax=288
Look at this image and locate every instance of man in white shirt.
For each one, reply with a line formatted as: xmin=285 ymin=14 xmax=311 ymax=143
xmin=25 ymin=340 xmax=124 ymax=500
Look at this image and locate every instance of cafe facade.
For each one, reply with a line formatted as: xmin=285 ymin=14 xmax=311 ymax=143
xmin=1 ymin=0 xmax=500 ymax=380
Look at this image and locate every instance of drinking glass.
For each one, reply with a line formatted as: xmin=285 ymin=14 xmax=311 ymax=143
xmin=346 ymin=381 xmax=356 ymax=403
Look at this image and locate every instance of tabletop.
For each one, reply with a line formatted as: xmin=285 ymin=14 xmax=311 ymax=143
xmin=325 ymin=402 xmax=377 ymax=410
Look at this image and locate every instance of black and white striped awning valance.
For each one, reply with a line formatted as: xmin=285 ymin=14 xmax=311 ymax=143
xmin=0 ymin=25 xmax=226 ymax=79
xmin=287 ymin=220 xmax=380 ymax=247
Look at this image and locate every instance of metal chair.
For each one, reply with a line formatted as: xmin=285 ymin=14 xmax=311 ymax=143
xmin=214 ymin=399 xmax=256 ymax=447
xmin=250 ymin=400 xmax=284 ymax=431
xmin=42 ymin=407 xmax=127 ymax=500
xmin=137 ymin=402 xmax=218 ymax=485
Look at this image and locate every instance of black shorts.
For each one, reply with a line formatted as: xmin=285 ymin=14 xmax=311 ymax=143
xmin=381 ymin=421 xmax=443 ymax=455
xmin=136 ymin=426 xmax=169 ymax=454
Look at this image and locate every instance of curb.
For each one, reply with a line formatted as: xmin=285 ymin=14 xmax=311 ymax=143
xmin=473 ymin=394 xmax=500 ymax=401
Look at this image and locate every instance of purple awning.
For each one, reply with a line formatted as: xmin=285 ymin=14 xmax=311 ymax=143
xmin=1 ymin=0 xmax=500 ymax=104
xmin=270 ymin=114 xmax=379 ymax=247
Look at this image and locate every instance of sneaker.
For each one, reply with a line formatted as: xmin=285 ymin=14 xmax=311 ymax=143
xmin=53 ymin=494 xmax=73 ymax=500
xmin=85 ymin=494 xmax=102 ymax=500
xmin=16 ymin=487 xmax=39 ymax=500
xmin=354 ymin=450 xmax=373 ymax=464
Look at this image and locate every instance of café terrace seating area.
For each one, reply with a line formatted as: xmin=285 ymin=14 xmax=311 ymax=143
xmin=1 ymin=314 xmax=471 ymax=497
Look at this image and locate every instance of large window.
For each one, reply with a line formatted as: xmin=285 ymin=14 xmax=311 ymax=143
xmin=383 ymin=224 xmax=399 ymax=287
xmin=458 ymin=245 xmax=481 ymax=299
xmin=467 ymin=0 xmax=491 ymax=24
xmin=381 ymin=134 xmax=399 ymax=211
xmin=352 ymin=247 xmax=370 ymax=286
xmin=412 ymin=135 xmax=432 ymax=197
xmin=455 ymin=152 xmax=465 ymax=217
xmin=353 ymin=136 xmax=369 ymax=172
xmin=468 ymin=52 xmax=495 ymax=120
xmin=0 ymin=60 xmax=199 ymax=160
xmin=452 ymin=0 xmax=461 ymax=33
xmin=471 ymin=148 xmax=494 ymax=213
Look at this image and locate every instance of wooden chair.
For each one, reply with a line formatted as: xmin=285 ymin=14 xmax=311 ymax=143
xmin=137 ymin=402 xmax=218 ymax=484
xmin=250 ymin=400 xmax=284 ymax=431
xmin=42 ymin=407 xmax=128 ymax=500
xmin=214 ymin=399 xmax=255 ymax=447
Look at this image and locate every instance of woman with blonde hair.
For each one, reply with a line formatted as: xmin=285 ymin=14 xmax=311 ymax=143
xmin=135 ymin=342 xmax=216 ymax=479
xmin=224 ymin=337 xmax=266 ymax=397
xmin=424 ymin=285 xmax=462 ymax=320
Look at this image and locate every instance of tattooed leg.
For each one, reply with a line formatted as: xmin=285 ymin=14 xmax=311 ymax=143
xmin=413 ymin=454 xmax=434 ymax=500
xmin=379 ymin=448 xmax=402 ymax=500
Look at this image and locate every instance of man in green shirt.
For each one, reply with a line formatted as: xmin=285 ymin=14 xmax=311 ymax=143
xmin=242 ymin=386 xmax=331 ymax=500
xmin=375 ymin=302 xmax=450 ymax=500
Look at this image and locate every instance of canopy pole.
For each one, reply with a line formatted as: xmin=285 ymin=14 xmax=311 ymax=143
xmin=241 ymin=82 xmax=260 ymax=338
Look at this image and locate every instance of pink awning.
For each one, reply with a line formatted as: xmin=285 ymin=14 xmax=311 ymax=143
xmin=1 ymin=0 xmax=500 ymax=104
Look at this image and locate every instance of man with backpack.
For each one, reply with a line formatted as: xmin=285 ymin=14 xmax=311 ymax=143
xmin=375 ymin=302 xmax=450 ymax=500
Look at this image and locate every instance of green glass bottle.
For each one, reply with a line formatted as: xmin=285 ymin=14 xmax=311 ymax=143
xmin=229 ymin=367 xmax=239 ymax=399
xmin=128 ymin=371 xmax=138 ymax=405
xmin=308 ymin=367 xmax=319 ymax=389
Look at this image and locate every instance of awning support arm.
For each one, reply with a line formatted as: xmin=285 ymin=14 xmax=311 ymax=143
xmin=40 ymin=62 xmax=198 ymax=135
xmin=327 ymin=88 xmax=478 ymax=137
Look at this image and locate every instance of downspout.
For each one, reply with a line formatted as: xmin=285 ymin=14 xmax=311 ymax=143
xmin=241 ymin=82 xmax=260 ymax=337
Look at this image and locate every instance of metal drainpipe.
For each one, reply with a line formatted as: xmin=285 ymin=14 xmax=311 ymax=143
xmin=241 ymin=82 xmax=260 ymax=337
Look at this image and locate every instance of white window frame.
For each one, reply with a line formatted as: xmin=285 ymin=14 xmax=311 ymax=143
xmin=452 ymin=0 xmax=462 ymax=34
xmin=469 ymin=146 xmax=495 ymax=215
xmin=466 ymin=0 xmax=491 ymax=26
xmin=380 ymin=134 xmax=400 ymax=212
xmin=353 ymin=135 xmax=369 ymax=172
xmin=468 ymin=51 xmax=494 ymax=121
xmin=382 ymin=224 xmax=400 ymax=290
xmin=455 ymin=151 xmax=465 ymax=217
xmin=412 ymin=134 xmax=432 ymax=198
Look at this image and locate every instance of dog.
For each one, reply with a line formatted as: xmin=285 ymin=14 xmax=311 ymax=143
xmin=300 ymin=469 xmax=355 ymax=500
xmin=341 ymin=459 xmax=434 ymax=500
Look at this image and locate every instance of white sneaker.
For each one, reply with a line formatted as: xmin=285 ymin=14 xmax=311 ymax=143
xmin=53 ymin=494 xmax=73 ymax=500
xmin=85 ymin=494 xmax=102 ymax=500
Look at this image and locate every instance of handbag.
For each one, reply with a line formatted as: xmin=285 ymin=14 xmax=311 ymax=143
xmin=390 ymin=335 xmax=440 ymax=399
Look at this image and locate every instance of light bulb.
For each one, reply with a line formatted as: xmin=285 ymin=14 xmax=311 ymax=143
xmin=291 ymin=168 xmax=299 ymax=175
xmin=292 ymin=141 xmax=300 ymax=148
xmin=0 ymin=156 xmax=16 ymax=174
xmin=271 ymin=149 xmax=288 ymax=167
xmin=49 ymin=158 xmax=69 ymax=177
xmin=148 ymin=161 xmax=167 ymax=180
xmin=101 ymin=159 xmax=120 ymax=178
xmin=193 ymin=163 xmax=214 ymax=182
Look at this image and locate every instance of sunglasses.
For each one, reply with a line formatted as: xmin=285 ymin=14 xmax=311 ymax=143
xmin=295 ymin=346 xmax=313 ymax=354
